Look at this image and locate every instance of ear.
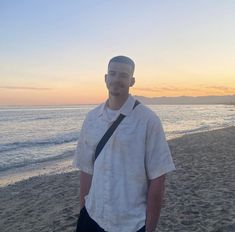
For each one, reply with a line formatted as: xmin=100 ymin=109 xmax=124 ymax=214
xmin=105 ymin=74 xmax=108 ymax=83
xmin=130 ymin=77 xmax=135 ymax=87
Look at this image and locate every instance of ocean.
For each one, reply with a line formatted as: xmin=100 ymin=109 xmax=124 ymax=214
xmin=0 ymin=104 xmax=234 ymax=186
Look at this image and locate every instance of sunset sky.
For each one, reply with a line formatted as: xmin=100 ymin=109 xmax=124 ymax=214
xmin=1 ymin=0 xmax=235 ymax=105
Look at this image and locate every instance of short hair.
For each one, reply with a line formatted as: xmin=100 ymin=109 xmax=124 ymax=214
xmin=108 ymin=55 xmax=135 ymax=73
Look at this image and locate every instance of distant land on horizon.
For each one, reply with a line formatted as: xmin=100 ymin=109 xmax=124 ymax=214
xmin=1 ymin=94 xmax=235 ymax=107
xmin=135 ymin=94 xmax=235 ymax=105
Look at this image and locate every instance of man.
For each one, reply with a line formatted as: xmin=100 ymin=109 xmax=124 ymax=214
xmin=73 ymin=56 xmax=175 ymax=232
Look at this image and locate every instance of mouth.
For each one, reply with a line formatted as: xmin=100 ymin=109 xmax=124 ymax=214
xmin=110 ymin=82 xmax=124 ymax=88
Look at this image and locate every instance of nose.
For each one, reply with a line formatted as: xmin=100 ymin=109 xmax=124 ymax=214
xmin=108 ymin=73 xmax=119 ymax=80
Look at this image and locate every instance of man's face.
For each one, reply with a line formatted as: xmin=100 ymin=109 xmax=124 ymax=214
xmin=105 ymin=62 xmax=135 ymax=97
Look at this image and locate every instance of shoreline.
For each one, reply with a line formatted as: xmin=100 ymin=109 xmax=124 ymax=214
xmin=1 ymin=125 xmax=233 ymax=187
xmin=0 ymin=156 xmax=76 ymax=187
xmin=0 ymin=126 xmax=234 ymax=231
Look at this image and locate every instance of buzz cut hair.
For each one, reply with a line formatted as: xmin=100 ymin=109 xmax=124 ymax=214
xmin=108 ymin=55 xmax=135 ymax=73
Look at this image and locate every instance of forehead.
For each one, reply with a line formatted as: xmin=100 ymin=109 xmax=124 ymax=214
xmin=108 ymin=62 xmax=133 ymax=75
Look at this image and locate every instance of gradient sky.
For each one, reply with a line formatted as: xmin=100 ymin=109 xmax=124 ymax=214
xmin=0 ymin=0 xmax=235 ymax=105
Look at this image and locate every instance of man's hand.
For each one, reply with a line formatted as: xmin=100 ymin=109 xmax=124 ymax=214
xmin=146 ymin=174 xmax=165 ymax=232
xmin=79 ymin=171 xmax=93 ymax=210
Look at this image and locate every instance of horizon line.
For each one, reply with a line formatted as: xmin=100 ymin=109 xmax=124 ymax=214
xmin=0 ymin=94 xmax=235 ymax=107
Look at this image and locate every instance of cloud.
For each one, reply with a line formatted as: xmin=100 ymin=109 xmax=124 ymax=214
xmin=134 ymin=87 xmax=200 ymax=93
xmin=133 ymin=87 xmax=158 ymax=92
xmin=205 ymin=86 xmax=235 ymax=91
xmin=0 ymin=86 xmax=52 ymax=91
xmin=134 ymin=85 xmax=235 ymax=93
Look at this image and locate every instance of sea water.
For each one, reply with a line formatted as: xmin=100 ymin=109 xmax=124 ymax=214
xmin=0 ymin=104 xmax=234 ymax=185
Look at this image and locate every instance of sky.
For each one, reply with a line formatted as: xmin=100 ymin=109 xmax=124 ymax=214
xmin=0 ymin=0 xmax=235 ymax=105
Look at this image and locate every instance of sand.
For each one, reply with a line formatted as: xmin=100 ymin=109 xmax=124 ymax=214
xmin=0 ymin=127 xmax=234 ymax=232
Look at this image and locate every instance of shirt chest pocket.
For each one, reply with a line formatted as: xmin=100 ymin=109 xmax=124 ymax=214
xmin=85 ymin=120 xmax=110 ymax=148
xmin=113 ymin=123 xmax=137 ymax=145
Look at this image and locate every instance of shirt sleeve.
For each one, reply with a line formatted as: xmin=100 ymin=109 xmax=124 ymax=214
xmin=145 ymin=115 xmax=175 ymax=180
xmin=72 ymin=115 xmax=94 ymax=175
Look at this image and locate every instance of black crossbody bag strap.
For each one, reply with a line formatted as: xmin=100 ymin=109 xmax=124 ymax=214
xmin=94 ymin=100 xmax=140 ymax=162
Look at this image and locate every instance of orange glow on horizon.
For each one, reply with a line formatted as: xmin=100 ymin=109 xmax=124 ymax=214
xmin=0 ymin=85 xmax=234 ymax=106
xmin=1 ymin=73 xmax=235 ymax=105
xmin=132 ymin=86 xmax=235 ymax=98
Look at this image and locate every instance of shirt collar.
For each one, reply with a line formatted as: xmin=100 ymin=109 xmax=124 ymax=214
xmin=98 ymin=94 xmax=136 ymax=118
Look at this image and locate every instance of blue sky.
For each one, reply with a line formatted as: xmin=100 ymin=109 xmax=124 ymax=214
xmin=1 ymin=0 xmax=235 ymax=105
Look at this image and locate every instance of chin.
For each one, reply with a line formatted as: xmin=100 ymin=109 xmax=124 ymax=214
xmin=110 ymin=92 xmax=120 ymax=97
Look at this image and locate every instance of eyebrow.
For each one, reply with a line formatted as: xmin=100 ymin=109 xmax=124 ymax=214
xmin=119 ymin=72 xmax=129 ymax=76
xmin=109 ymin=70 xmax=129 ymax=75
xmin=108 ymin=71 xmax=130 ymax=79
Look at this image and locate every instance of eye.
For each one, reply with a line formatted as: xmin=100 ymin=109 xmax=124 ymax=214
xmin=119 ymin=73 xmax=129 ymax=79
xmin=108 ymin=71 xmax=115 ymax=76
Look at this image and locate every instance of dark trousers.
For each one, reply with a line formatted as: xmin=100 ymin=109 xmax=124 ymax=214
xmin=76 ymin=207 xmax=146 ymax=232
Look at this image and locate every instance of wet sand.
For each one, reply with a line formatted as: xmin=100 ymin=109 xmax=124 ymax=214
xmin=0 ymin=127 xmax=234 ymax=232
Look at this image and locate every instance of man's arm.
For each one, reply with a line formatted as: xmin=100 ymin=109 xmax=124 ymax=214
xmin=79 ymin=171 xmax=93 ymax=210
xmin=146 ymin=174 xmax=165 ymax=232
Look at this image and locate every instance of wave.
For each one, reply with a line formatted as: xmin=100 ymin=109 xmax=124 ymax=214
xmin=0 ymin=149 xmax=75 ymax=172
xmin=172 ymin=125 xmax=211 ymax=135
xmin=22 ymin=116 xmax=53 ymax=122
xmin=0 ymin=116 xmax=53 ymax=123
xmin=0 ymin=131 xmax=79 ymax=153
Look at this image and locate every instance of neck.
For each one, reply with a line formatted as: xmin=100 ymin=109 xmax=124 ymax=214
xmin=107 ymin=94 xmax=129 ymax=110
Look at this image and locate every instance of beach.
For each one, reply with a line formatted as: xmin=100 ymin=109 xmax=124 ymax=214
xmin=0 ymin=126 xmax=234 ymax=232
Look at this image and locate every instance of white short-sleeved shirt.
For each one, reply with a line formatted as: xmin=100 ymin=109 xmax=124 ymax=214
xmin=73 ymin=95 xmax=175 ymax=232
